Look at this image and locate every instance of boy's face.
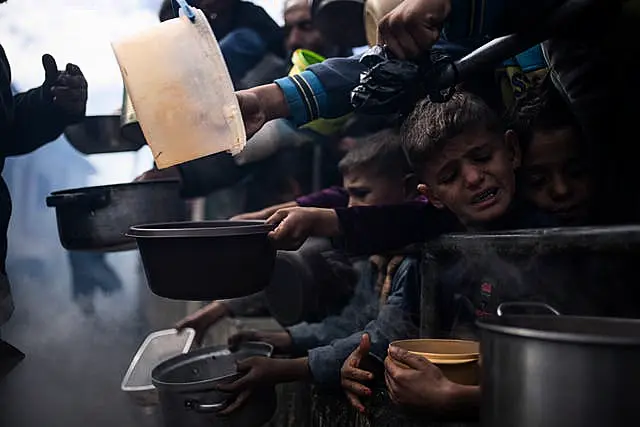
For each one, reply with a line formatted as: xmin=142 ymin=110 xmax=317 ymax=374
xmin=419 ymin=129 xmax=520 ymax=226
xmin=343 ymin=168 xmax=409 ymax=208
xmin=520 ymin=127 xmax=590 ymax=225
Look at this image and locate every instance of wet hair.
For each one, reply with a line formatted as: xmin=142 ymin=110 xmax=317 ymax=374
xmin=401 ymin=92 xmax=503 ymax=172
xmin=338 ymin=129 xmax=412 ymax=179
xmin=506 ymin=76 xmax=582 ymax=152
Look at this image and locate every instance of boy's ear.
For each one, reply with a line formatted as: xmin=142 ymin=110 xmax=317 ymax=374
xmin=417 ymin=183 xmax=444 ymax=209
xmin=504 ymin=130 xmax=522 ymax=169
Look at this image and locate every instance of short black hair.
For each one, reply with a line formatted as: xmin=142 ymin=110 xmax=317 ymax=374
xmin=401 ymin=92 xmax=502 ymax=172
xmin=338 ymin=129 xmax=411 ymax=179
xmin=506 ymin=76 xmax=582 ymax=152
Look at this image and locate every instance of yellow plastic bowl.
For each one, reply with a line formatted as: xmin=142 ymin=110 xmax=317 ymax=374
xmin=289 ymin=49 xmax=326 ymax=76
xmin=388 ymin=339 xmax=480 ymax=385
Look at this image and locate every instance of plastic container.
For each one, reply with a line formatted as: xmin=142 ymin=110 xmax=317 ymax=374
xmin=121 ymin=328 xmax=196 ymax=406
xmin=389 ymin=339 xmax=480 ymax=385
xmin=111 ymin=7 xmax=246 ymax=169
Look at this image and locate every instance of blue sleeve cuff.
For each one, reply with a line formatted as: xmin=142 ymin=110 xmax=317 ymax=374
xmin=274 ymin=70 xmax=328 ymax=127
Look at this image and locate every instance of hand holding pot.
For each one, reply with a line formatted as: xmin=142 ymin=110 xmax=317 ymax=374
xmin=341 ymin=334 xmax=375 ymax=413
xmin=175 ymin=301 xmax=230 ymax=344
xmin=266 ymin=207 xmax=341 ymax=251
xmin=385 ymin=345 xmax=479 ymax=413
xmin=228 ymin=329 xmax=293 ymax=354
xmin=377 ymin=0 xmax=451 ymax=59
xmin=216 ymin=356 xmax=310 ymax=414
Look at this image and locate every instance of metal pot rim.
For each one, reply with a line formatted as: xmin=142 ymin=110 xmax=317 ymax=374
xmin=151 ymin=342 xmax=273 ymax=390
xmin=128 ymin=220 xmax=275 ymax=239
xmin=49 ymin=180 xmax=181 ymax=196
xmin=477 ymin=315 xmax=640 ymax=346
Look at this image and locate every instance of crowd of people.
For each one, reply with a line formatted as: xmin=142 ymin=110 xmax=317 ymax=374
xmin=1 ymin=0 xmax=639 ymax=421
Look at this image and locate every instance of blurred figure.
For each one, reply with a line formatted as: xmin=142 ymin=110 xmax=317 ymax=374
xmin=68 ymin=251 xmax=122 ymax=316
xmin=283 ymin=0 xmax=349 ymax=58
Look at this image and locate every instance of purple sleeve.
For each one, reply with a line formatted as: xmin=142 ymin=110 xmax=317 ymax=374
xmin=333 ymin=202 xmax=459 ymax=255
xmin=295 ymin=186 xmax=349 ymax=209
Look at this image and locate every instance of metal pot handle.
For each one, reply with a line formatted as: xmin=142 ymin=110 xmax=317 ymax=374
xmin=46 ymin=191 xmax=110 ymax=210
xmin=184 ymin=399 xmax=227 ymax=413
xmin=497 ymin=302 xmax=561 ymax=317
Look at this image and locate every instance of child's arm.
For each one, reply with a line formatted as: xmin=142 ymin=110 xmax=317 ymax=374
xmin=267 ymin=203 xmax=459 ymax=255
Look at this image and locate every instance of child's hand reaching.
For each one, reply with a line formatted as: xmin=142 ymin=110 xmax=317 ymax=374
xmin=266 ymin=207 xmax=341 ymax=250
xmin=216 ymin=357 xmax=310 ymax=414
xmin=340 ymin=333 xmax=374 ymax=413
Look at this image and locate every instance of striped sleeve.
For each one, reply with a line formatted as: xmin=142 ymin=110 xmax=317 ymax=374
xmin=274 ymin=70 xmax=329 ymax=127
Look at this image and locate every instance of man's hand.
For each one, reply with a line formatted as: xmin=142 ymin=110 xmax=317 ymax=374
xmin=340 ymin=334 xmax=374 ymax=413
xmin=175 ymin=301 xmax=230 ymax=345
xmin=266 ymin=207 xmax=340 ymax=251
xmin=216 ymin=357 xmax=309 ymax=414
xmin=236 ymin=83 xmax=289 ymax=139
xmin=384 ymin=345 xmax=454 ymax=410
xmin=231 ymin=201 xmax=298 ymax=221
xmin=377 ymin=0 xmax=452 ymax=59
xmin=42 ymin=54 xmax=88 ymax=119
xmin=228 ymin=329 xmax=293 ymax=354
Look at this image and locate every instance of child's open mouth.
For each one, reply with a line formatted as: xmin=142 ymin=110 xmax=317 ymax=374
xmin=471 ymin=188 xmax=499 ymax=206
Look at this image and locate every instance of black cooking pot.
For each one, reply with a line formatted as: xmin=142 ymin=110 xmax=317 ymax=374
xmin=46 ymin=180 xmax=188 ymax=252
xmin=127 ymin=221 xmax=276 ymax=301
xmin=478 ymin=302 xmax=640 ymax=427
xmin=152 ymin=342 xmax=276 ymax=427
xmin=64 ymin=115 xmax=145 ymax=154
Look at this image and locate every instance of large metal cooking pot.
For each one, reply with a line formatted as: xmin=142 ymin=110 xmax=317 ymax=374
xmin=46 ymin=180 xmax=188 ymax=252
xmin=120 ymin=88 xmax=147 ymax=148
xmin=311 ymin=0 xmax=366 ymax=48
xmin=127 ymin=221 xmax=276 ymax=300
xmin=64 ymin=115 xmax=145 ymax=154
xmin=151 ymin=342 xmax=276 ymax=427
xmin=478 ymin=302 xmax=640 ymax=427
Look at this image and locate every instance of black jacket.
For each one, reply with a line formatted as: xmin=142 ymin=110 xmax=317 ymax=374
xmin=0 ymin=44 xmax=79 ymax=323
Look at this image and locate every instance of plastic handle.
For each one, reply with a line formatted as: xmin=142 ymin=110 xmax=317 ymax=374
xmin=185 ymin=399 xmax=227 ymax=413
xmin=175 ymin=0 xmax=196 ymax=22
xmin=497 ymin=302 xmax=561 ymax=317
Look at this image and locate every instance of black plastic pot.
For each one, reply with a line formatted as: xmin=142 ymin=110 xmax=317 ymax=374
xmin=152 ymin=342 xmax=276 ymax=427
xmin=478 ymin=302 xmax=640 ymax=427
xmin=64 ymin=115 xmax=145 ymax=154
xmin=46 ymin=180 xmax=188 ymax=252
xmin=127 ymin=221 xmax=276 ymax=301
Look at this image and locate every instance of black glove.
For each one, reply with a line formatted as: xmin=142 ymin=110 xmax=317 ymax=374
xmin=42 ymin=53 xmax=88 ymax=119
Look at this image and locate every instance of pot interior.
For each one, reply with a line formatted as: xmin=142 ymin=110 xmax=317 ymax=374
xmin=390 ymin=339 xmax=480 ymax=362
xmin=480 ymin=315 xmax=640 ymax=344
xmin=152 ymin=343 xmax=273 ymax=388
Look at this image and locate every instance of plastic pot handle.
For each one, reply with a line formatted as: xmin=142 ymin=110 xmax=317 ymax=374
xmin=497 ymin=302 xmax=561 ymax=317
xmin=184 ymin=399 xmax=227 ymax=413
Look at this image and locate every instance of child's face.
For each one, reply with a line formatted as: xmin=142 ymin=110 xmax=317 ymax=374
xmin=419 ymin=129 xmax=520 ymax=226
xmin=343 ymin=168 xmax=409 ymax=207
xmin=520 ymin=127 xmax=591 ymax=225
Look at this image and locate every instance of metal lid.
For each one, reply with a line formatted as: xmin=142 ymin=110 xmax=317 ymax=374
xmin=128 ymin=220 xmax=275 ymax=238
xmin=428 ymin=225 xmax=640 ymax=255
xmin=478 ymin=315 xmax=640 ymax=346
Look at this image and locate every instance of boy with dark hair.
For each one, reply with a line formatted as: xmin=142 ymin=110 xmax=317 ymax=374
xmin=508 ymin=78 xmax=592 ymax=226
xmin=219 ymin=92 xmax=553 ymax=415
